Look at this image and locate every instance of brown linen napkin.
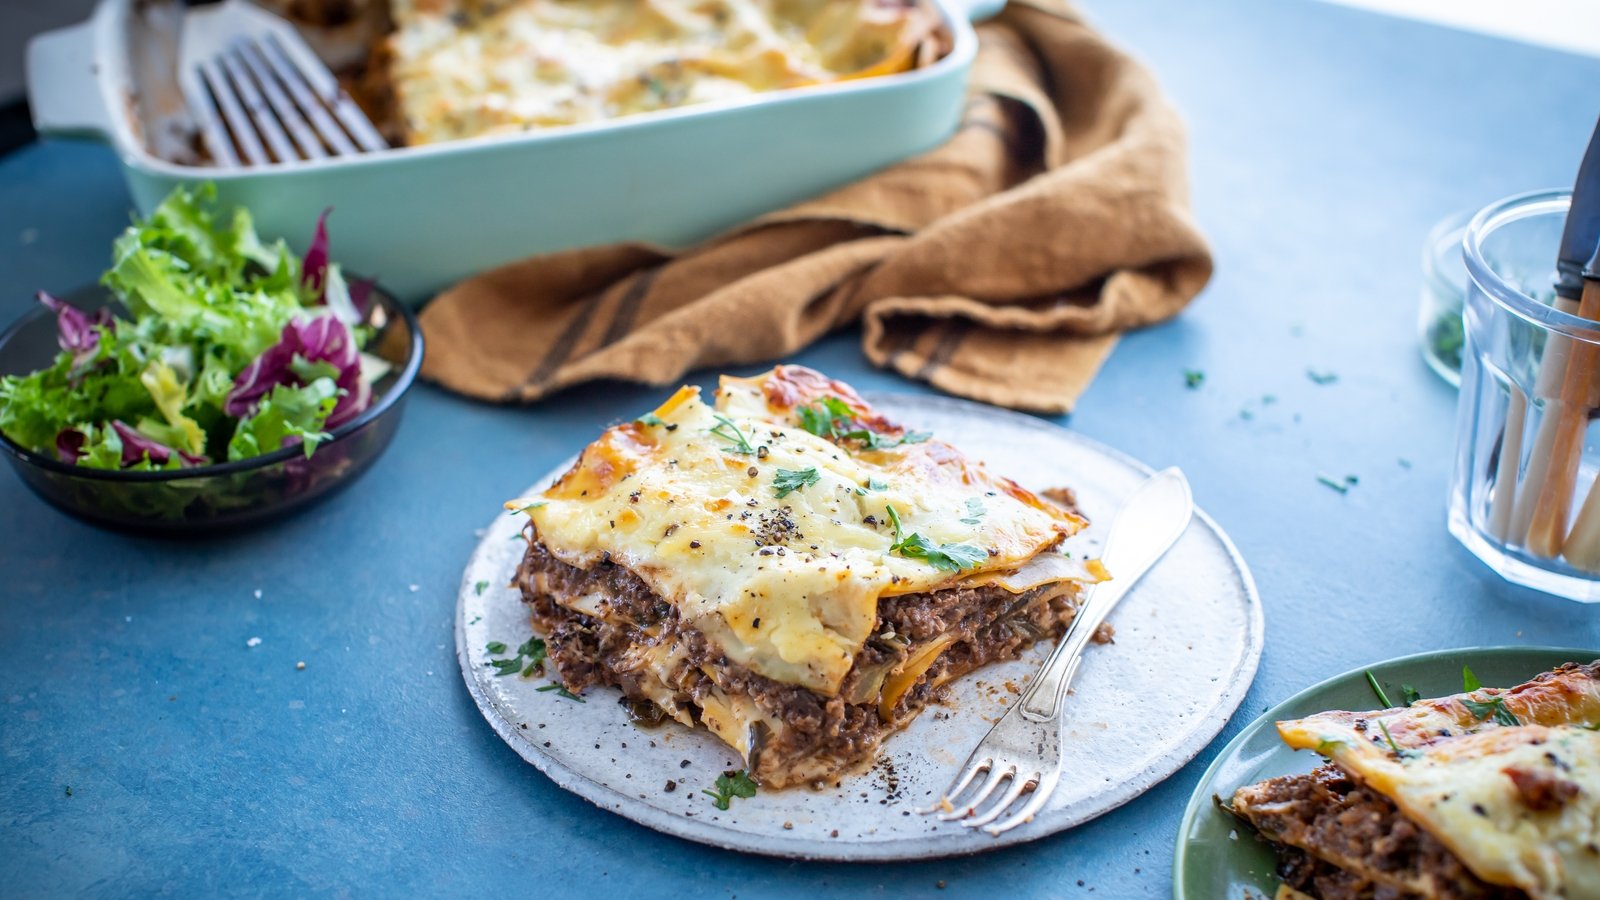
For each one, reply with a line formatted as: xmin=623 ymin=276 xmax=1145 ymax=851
xmin=418 ymin=0 xmax=1213 ymax=414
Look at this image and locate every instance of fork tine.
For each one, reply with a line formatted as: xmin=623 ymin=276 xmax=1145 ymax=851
xmin=199 ymin=58 xmax=268 ymax=165
xmin=961 ymin=771 xmax=1035 ymax=829
xmin=236 ymin=39 xmax=326 ymax=160
xmin=983 ymin=768 xmax=1061 ymax=836
xmin=917 ymin=754 xmax=990 ymax=815
xmin=219 ymin=45 xmax=294 ymax=162
xmin=938 ymin=762 xmax=1014 ymax=821
xmin=257 ymin=35 xmax=358 ymax=155
xmin=264 ymin=32 xmax=387 ymax=152
xmin=179 ymin=65 xmax=239 ymax=168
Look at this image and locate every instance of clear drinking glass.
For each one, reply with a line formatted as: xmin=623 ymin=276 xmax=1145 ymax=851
xmin=1418 ymin=210 xmax=1473 ymax=387
xmin=1448 ymin=189 xmax=1600 ymax=602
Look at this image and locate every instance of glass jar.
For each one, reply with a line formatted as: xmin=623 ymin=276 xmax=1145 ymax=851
xmin=1418 ymin=210 xmax=1473 ymax=386
xmin=1449 ymin=189 xmax=1600 ymax=601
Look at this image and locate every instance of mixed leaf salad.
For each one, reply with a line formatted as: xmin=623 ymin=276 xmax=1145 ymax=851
xmin=0 ymin=185 xmax=386 ymax=471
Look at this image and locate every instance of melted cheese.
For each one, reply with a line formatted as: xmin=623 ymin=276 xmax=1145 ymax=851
xmin=1277 ymin=663 xmax=1600 ymax=899
xmin=510 ymin=366 xmax=1085 ymax=696
xmin=386 ymin=0 xmax=944 ymax=144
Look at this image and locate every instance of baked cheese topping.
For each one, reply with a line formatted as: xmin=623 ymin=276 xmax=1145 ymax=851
xmin=1277 ymin=663 xmax=1600 ymax=899
xmin=387 ymin=0 xmax=944 ymax=144
xmin=509 ymin=366 xmax=1085 ymax=695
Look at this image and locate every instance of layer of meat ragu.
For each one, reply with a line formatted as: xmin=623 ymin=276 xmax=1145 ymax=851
xmin=514 ymin=533 xmax=1092 ymax=788
xmin=1229 ymin=765 xmax=1527 ymax=900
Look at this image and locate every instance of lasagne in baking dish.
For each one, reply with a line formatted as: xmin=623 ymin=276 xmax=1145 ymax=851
xmin=507 ymin=366 xmax=1102 ymax=787
xmin=1228 ymin=662 xmax=1600 ymax=900
xmin=372 ymin=0 xmax=948 ymax=144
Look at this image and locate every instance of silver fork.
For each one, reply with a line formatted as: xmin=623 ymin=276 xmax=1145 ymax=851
xmin=177 ymin=0 xmax=387 ymax=167
xmin=922 ymin=467 xmax=1193 ymax=835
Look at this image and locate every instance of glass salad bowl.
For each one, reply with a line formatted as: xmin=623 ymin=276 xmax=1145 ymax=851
xmin=0 ymin=284 xmax=422 ymax=533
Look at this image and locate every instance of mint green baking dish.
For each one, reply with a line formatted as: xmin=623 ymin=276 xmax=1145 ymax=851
xmin=27 ymin=0 xmax=1002 ymax=302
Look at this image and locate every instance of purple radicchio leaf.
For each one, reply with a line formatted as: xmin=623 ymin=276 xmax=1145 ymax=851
xmin=56 ymin=424 xmax=206 ymax=468
xmin=348 ymin=276 xmax=377 ymax=316
xmin=224 ymin=314 xmax=368 ymax=428
xmin=109 ymin=421 xmax=207 ymax=467
xmin=300 ymin=207 xmax=333 ymax=303
xmin=56 ymin=428 xmax=86 ymax=465
xmin=38 ymin=291 xmax=111 ymax=367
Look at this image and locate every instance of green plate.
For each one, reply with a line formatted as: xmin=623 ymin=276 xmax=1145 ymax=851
xmin=1172 ymin=645 xmax=1599 ymax=899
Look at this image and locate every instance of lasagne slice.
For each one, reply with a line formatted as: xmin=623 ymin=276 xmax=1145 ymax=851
xmin=508 ymin=365 xmax=1101 ymax=787
xmin=1229 ymin=662 xmax=1600 ymax=900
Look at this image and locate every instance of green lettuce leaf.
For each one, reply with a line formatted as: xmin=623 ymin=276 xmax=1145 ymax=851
xmin=226 ymin=377 xmax=339 ymax=461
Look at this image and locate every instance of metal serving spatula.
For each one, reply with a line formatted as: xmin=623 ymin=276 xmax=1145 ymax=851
xmin=177 ymin=0 xmax=387 ymax=167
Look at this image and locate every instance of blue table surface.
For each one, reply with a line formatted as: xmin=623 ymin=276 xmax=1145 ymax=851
xmin=5 ymin=0 xmax=1600 ymax=896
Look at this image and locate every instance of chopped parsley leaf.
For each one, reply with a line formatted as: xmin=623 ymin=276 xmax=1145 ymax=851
xmin=536 ymin=683 xmax=585 ymax=702
xmin=960 ymin=497 xmax=986 ymax=525
xmin=637 ymin=413 xmax=666 ymax=427
xmin=1377 ymin=720 xmax=1417 ymax=759
xmin=474 ymin=580 xmax=490 ymax=596
xmin=1184 ymin=369 xmax=1204 ymax=389
xmin=1306 ymin=369 xmax=1339 ymax=385
xmin=703 ymin=769 xmax=759 ymax=810
xmin=709 ymin=414 xmax=756 ymax=455
xmin=1365 ymin=671 xmax=1394 ymax=708
xmin=796 ymin=396 xmax=931 ymax=450
xmin=1461 ymin=665 xmax=1483 ymax=692
xmin=1461 ymin=695 xmax=1520 ymax=727
xmin=488 ymin=636 xmax=546 ymax=678
xmin=773 ymin=467 xmax=820 ymax=498
xmin=1317 ymin=474 xmax=1354 ymax=494
xmin=885 ymin=503 xmax=986 ymax=572
xmin=797 ymin=396 xmax=856 ymax=439
xmin=1401 ymin=683 xmax=1422 ymax=706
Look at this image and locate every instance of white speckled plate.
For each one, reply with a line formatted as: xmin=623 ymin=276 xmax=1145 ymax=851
xmin=455 ymin=394 xmax=1263 ymax=860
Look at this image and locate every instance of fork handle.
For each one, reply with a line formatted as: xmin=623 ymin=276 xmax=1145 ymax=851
xmin=1019 ymin=468 xmax=1193 ymax=721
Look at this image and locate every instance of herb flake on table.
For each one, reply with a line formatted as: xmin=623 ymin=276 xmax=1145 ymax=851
xmin=773 ymin=467 xmax=820 ymax=498
xmin=1184 ymin=369 xmax=1205 ymax=389
xmin=474 ymin=580 xmax=490 ymax=596
xmin=1306 ymin=369 xmax=1339 ymax=385
xmin=1401 ymin=683 xmax=1421 ymax=706
xmin=1317 ymin=473 xmax=1357 ymax=494
xmin=703 ymin=769 xmax=759 ymax=810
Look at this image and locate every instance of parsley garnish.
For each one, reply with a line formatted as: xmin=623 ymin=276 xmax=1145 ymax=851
xmin=474 ymin=580 xmax=490 ymax=597
xmin=1365 ymin=671 xmax=1394 ymax=708
xmin=1306 ymin=369 xmax=1339 ymax=385
xmin=773 ymin=467 xmax=820 ymax=498
xmin=885 ymin=504 xmax=986 ymax=572
xmin=1184 ymin=369 xmax=1204 ymax=389
xmin=536 ymin=683 xmax=585 ymax=702
xmin=1401 ymin=683 xmax=1421 ymax=706
xmin=703 ymin=769 xmax=758 ymax=810
xmin=1457 ymin=666 xmax=1519 ymax=725
xmin=1377 ymin=720 xmax=1417 ymax=759
xmin=960 ymin=497 xmax=986 ymax=525
xmin=798 ymin=397 xmax=856 ymax=439
xmin=796 ymin=396 xmax=930 ymax=450
xmin=637 ymin=413 xmax=665 ymax=426
xmin=709 ymin=414 xmax=756 ymax=455
xmin=487 ymin=636 xmax=547 ymax=677
xmin=1462 ymin=695 xmax=1520 ymax=727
